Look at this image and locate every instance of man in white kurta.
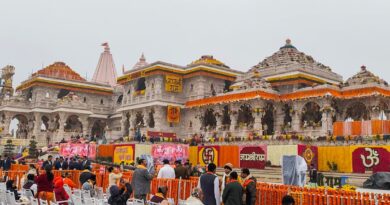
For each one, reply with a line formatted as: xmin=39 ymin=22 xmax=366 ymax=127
xmin=157 ymin=159 xmax=176 ymax=179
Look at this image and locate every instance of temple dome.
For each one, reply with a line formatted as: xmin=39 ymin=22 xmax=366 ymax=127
xmin=33 ymin=62 xmax=86 ymax=81
xmin=343 ymin=65 xmax=388 ymax=87
xmin=132 ymin=53 xmax=149 ymax=70
xmin=189 ymin=55 xmax=230 ymax=68
xmin=252 ymin=39 xmax=332 ymax=71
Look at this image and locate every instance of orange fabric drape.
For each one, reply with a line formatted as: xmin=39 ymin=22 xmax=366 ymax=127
xmin=219 ymin=145 xmax=239 ymax=168
xmin=98 ymin=144 xmax=115 ymax=158
xmin=333 ymin=122 xmax=343 ymax=136
xmin=351 ymin=121 xmax=362 ymax=136
xmin=385 ymin=120 xmax=390 ymax=134
xmin=372 ymin=120 xmax=383 ymax=135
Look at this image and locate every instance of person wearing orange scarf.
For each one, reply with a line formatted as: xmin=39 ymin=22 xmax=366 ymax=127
xmin=240 ymin=168 xmax=256 ymax=205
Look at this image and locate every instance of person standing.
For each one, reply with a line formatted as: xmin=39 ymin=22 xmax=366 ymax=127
xmin=79 ymin=165 xmax=93 ymax=186
xmin=282 ymin=195 xmax=295 ymax=205
xmin=108 ymin=166 xmax=123 ymax=188
xmin=197 ymin=163 xmax=220 ymax=205
xmin=81 ymin=156 xmax=91 ymax=170
xmin=222 ymin=172 xmax=243 ymax=205
xmin=3 ymin=156 xmax=12 ymax=171
xmin=54 ymin=157 xmax=67 ymax=170
xmin=240 ymin=168 xmax=256 ymax=205
xmin=42 ymin=155 xmax=53 ymax=169
xmin=157 ymin=159 xmax=175 ymax=179
xmin=131 ymin=158 xmax=153 ymax=202
xmin=175 ymin=160 xmax=188 ymax=179
xmin=35 ymin=164 xmax=55 ymax=203
xmin=221 ymin=163 xmax=233 ymax=200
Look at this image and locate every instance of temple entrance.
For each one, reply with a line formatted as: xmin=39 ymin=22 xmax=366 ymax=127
xmin=203 ymin=108 xmax=217 ymax=130
xmin=345 ymin=102 xmax=369 ymax=121
xmin=10 ymin=114 xmax=28 ymax=138
xmin=221 ymin=105 xmax=231 ymax=130
xmin=64 ymin=115 xmax=83 ymax=133
xmin=91 ymin=120 xmax=106 ymax=138
xmin=301 ymin=102 xmax=322 ymax=127
xmin=123 ymin=113 xmax=130 ymax=136
xmin=262 ymin=103 xmax=274 ymax=135
xmin=283 ymin=104 xmax=292 ymax=129
xmin=148 ymin=109 xmax=155 ymax=128
xmin=237 ymin=104 xmax=254 ymax=128
xmin=41 ymin=116 xmax=49 ymax=131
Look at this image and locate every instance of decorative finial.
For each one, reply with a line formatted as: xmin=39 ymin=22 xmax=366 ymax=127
xmin=361 ymin=65 xmax=366 ymax=71
xmin=101 ymin=42 xmax=110 ymax=52
xmin=122 ymin=64 xmax=125 ymax=74
xmin=140 ymin=53 xmax=146 ymax=62
xmin=286 ymin=38 xmax=291 ymax=45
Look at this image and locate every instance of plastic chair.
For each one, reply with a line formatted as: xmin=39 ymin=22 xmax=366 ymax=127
xmin=82 ymin=189 xmax=91 ymax=198
xmin=30 ymin=198 xmax=39 ymax=205
xmin=84 ymin=197 xmax=96 ymax=205
xmin=147 ymin=201 xmax=160 ymax=205
xmin=0 ymin=183 xmax=6 ymax=191
xmin=178 ymin=199 xmax=186 ymax=205
xmin=41 ymin=200 xmax=49 ymax=205
xmin=128 ymin=198 xmax=144 ymax=205
xmin=24 ymin=189 xmax=34 ymax=200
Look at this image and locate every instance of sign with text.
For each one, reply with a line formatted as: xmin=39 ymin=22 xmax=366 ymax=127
xmin=113 ymin=145 xmax=135 ymax=164
xmin=167 ymin=106 xmax=180 ymax=123
xmin=165 ymin=75 xmax=182 ymax=93
xmin=151 ymin=144 xmax=189 ymax=164
xmin=239 ymin=146 xmax=267 ymax=169
xmin=59 ymin=143 xmax=96 ymax=159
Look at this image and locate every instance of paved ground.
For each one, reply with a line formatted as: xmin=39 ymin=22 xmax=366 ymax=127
xmin=216 ymin=167 xmax=370 ymax=187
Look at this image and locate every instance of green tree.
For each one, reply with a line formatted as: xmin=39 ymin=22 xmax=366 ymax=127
xmin=28 ymin=136 xmax=38 ymax=158
xmin=3 ymin=139 xmax=15 ymax=157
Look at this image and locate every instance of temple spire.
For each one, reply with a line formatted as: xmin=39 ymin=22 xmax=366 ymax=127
xmin=92 ymin=42 xmax=118 ymax=86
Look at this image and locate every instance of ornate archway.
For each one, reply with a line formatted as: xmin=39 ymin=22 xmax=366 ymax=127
xmin=262 ymin=103 xmax=274 ymax=135
xmin=91 ymin=120 xmax=106 ymax=137
xmin=148 ymin=109 xmax=155 ymax=128
xmin=135 ymin=112 xmax=144 ymax=127
xmin=221 ymin=105 xmax=231 ymax=129
xmin=64 ymin=115 xmax=83 ymax=132
xmin=283 ymin=104 xmax=292 ymax=128
xmin=345 ymin=102 xmax=369 ymax=121
xmin=10 ymin=114 xmax=28 ymax=138
xmin=237 ymin=104 xmax=254 ymax=128
xmin=41 ymin=116 xmax=49 ymax=131
xmin=301 ymin=102 xmax=322 ymax=127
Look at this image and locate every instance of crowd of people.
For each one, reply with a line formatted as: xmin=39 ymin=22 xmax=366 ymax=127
xmin=0 ymin=153 xmax=296 ymax=205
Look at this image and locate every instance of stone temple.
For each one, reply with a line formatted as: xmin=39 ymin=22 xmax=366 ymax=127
xmin=0 ymin=40 xmax=389 ymax=145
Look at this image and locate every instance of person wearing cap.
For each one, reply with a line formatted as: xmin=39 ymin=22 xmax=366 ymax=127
xmin=157 ymin=159 xmax=175 ymax=179
xmin=221 ymin=163 xmax=233 ymax=201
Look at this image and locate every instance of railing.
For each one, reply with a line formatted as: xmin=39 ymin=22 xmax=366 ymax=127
xmin=3 ymin=166 xmax=390 ymax=205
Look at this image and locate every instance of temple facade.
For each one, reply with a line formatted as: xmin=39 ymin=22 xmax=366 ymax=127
xmin=0 ymin=40 xmax=389 ymax=145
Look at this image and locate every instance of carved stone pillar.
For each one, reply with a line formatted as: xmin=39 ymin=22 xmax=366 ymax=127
xmin=230 ymin=110 xmax=238 ymax=132
xmin=321 ymin=111 xmax=333 ymax=136
xmin=291 ymin=105 xmax=301 ymax=132
xmin=79 ymin=115 xmax=89 ymax=137
xmin=2 ymin=112 xmax=12 ymax=135
xmin=120 ymin=112 xmax=128 ymax=137
xmin=154 ymin=107 xmax=163 ymax=130
xmin=56 ymin=112 xmax=67 ymax=142
xmin=128 ymin=112 xmax=135 ymax=138
xmin=273 ymin=103 xmax=284 ymax=134
xmin=32 ymin=112 xmax=41 ymax=138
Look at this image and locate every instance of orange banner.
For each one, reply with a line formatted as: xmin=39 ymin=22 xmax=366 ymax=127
xmin=219 ymin=145 xmax=239 ymax=168
xmin=167 ymin=106 xmax=180 ymax=123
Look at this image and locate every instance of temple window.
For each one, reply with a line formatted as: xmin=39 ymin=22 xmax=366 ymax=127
xmin=57 ymin=89 xmax=70 ymax=99
xmin=100 ymin=99 xmax=104 ymax=105
xmin=45 ymin=92 xmax=50 ymax=98
xmin=170 ymin=122 xmax=173 ymax=127
xmin=135 ymin=77 xmax=146 ymax=92
xmin=83 ymin=97 xmax=87 ymax=103
xmin=190 ymin=84 xmax=194 ymax=91
xmin=117 ymin=95 xmax=123 ymax=104
xmin=224 ymin=80 xmax=232 ymax=92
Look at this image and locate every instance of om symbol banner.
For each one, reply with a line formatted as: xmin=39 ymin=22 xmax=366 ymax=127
xmin=239 ymin=145 xmax=267 ymax=169
xmin=151 ymin=144 xmax=189 ymax=165
xmin=198 ymin=146 xmax=219 ymax=166
xmin=167 ymin=106 xmax=180 ymax=123
xmin=352 ymin=147 xmax=390 ymax=173
xmin=298 ymin=144 xmax=318 ymax=169
xmin=113 ymin=145 xmax=135 ymax=164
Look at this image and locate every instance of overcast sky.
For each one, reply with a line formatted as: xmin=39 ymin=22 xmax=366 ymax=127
xmin=1 ymin=0 xmax=389 ymax=86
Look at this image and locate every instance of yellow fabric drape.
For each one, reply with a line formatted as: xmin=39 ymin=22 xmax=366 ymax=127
xmin=318 ymin=146 xmax=354 ymax=173
xmin=188 ymin=146 xmax=198 ymax=165
xmin=134 ymin=144 xmax=152 ymax=160
xmin=267 ymin=145 xmax=297 ymax=166
xmin=219 ymin=145 xmax=239 ymax=168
